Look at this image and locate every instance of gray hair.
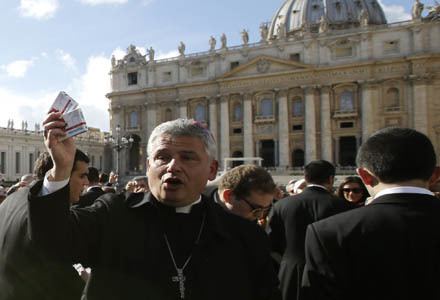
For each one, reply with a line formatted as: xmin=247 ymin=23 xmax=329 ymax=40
xmin=147 ymin=119 xmax=217 ymax=160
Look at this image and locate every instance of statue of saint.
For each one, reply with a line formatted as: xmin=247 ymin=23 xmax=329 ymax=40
xmin=148 ymin=47 xmax=155 ymax=62
xmin=178 ymin=41 xmax=186 ymax=56
xmin=319 ymin=15 xmax=329 ymax=33
xmin=111 ymin=55 xmax=116 ymax=68
xmin=241 ymin=29 xmax=249 ymax=45
xmin=412 ymin=0 xmax=424 ymax=19
xmin=209 ymin=36 xmax=216 ymax=51
xmin=277 ymin=22 xmax=286 ymax=39
xmin=259 ymin=23 xmax=268 ymax=42
xmin=359 ymin=9 xmax=369 ymax=27
xmin=221 ymin=33 xmax=227 ymax=49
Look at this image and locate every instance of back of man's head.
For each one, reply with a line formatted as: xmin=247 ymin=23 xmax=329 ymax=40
xmin=99 ymin=172 xmax=109 ymax=185
xmin=218 ymin=165 xmax=276 ymax=199
xmin=304 ymin=160 xmax=335 ymax=185
xmin=73 ymin=149 xmax=90 ymax=171
xmin=33 ymin=152 xmax=54 ymax=180
xmin=87 ymin=167 xmax=100 ymax=184
xmin=357 ymin=127 xmax=436 ymax=183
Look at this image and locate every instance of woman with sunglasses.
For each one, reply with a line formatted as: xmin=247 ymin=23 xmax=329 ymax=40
xmin=336 ymin=176 xmax=369 ymax=207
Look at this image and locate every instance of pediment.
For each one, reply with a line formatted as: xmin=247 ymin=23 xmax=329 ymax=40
xmin=220 ymin=55 xmax=312 ymax=79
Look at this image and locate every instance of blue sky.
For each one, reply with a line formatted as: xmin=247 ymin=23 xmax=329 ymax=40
xmin=0 ymin=0 xmax=424 ymax=131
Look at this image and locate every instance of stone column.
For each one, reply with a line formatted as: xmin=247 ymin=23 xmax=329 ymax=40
xmin=146 ymin=102 xmax=157 ymax=147
xmin=277 ymin=89 xmax=290 ymax=167
xmin=179 ymin=99 xmax=188 ymax=118
xmin=208 ymin=96 xmax=219 ymax=158
xmin=412 ymin=77 xmax=429 ymax=135
xmin=361 ymin=81 xmax=378 ymax=143
xmin=304 ymin=86 xmax=317 ymax=163
xmin=320 ymin=86 xmax=333 ymax=163
xmin=219 ymin=95 xmax=230 ymax=169
xmin=243 ymin=93 xmax=254 ymax=158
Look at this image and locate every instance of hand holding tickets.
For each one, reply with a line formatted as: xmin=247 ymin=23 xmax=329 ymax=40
xmin=49 ymin=91 xmax=88 ymax=140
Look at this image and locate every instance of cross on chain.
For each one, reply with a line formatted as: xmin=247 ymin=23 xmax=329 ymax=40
xmin=172 ymin=268 xmax=186 ymax=299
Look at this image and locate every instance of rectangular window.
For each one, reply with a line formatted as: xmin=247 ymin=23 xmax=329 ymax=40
xmin=99 ymin=156 xmax=103 ymax=170
xmin=15 ymin=152 xmax=21 ymax=174
xmin=292 ymin=100 xmax=303 ymax=117
xmin=230 ymin=61 xmax=240 ymax=70
xmin=292 ymin=124 xmax=303 ymax=131
xmin=334 ymin=46 xmax=353 ymax=58
xmin=383 ymin=40 xmax=400 ymax=54
xmin=340 ymin=122 xmax=354 ymax=128
xmin=233 ymin=128 xmax=242 ymax=134
xmin=29 ymin=153 xmax=34 ymax=174
xmin=289 ymin=53 xmax=300 ymax=62
xmin=127 ymin=72 xmax=138 ymax=85
xmin=162 ymin=71 xmax=172 ymax=82
xmin=191 ymin=66 xmax=205 ymax=77
xmin=0 ymin=152 xmax=5 ymax=174
xmin=91 ymin=155 xmax=95 ymax=167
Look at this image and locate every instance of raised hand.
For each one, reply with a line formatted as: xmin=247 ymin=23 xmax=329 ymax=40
xmin=42 ymin=112 xmax=76 ymax=181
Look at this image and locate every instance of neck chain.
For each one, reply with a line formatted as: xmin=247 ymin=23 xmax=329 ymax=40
xmin=164 ymin=212 xmax=206 ymax=299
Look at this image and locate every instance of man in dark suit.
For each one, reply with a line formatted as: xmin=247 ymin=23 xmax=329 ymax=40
xmin=269 ymin=160 xmax=350 ymax=300
xmin=0 ymin=149 xmax=89 ymax=300
xmin=301 ymin=127 xmax=440 ymax=300
xmin=74 ymin=167 xmax=104 ymax=208
xmin=27 ymin=115 xmax=280 ymax=300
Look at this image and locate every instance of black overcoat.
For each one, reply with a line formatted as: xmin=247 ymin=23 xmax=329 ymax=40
xmin=28 ymin=181 xmax=280 ymax=300
xmin=269 ymin=186 xmax=351 ymax=300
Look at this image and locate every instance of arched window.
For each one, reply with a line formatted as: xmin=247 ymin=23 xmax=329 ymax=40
xmin=165 ymin=108 xmax=173 ymax=121
xmin=194 ymin=104 xmax=206 ymax=122
xmin=339 ymin=90 xmax=354 ymax=112
xmin=386 ymin=88 xmax=400 ymax=110
xmin=292 ymin=97 xmax=303 ymax=117
xmin=260 ymin=98 xmax=273 ymax=117
xmin=130 ymin=111 xmax=138 ymax=128
xmin=233 ymin=103 xmax=243 ymax=122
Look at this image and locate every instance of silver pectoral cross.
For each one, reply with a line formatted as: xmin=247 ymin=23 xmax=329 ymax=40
xmin=172 ymin=268 xmax=186 ymax=299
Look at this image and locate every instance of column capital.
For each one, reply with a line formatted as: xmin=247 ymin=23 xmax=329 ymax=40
xmin=405 ymin=73 xmax=433 ymax=84
xmin=319 ymin=85 xmax=331 ymax=94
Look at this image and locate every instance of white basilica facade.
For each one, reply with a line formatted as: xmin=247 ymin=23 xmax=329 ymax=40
xmin=107 ymin=0 xmax=440 ymax=174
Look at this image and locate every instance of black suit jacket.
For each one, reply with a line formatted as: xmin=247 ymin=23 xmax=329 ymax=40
xmin=269 ymin=186 xmax=351 ymax=300
xmin=28 ymin=182 xmax=280 ymax=300
xmin=0 ymin=183 xmax=84 ymax=300
xmin=75 ymin=186 xmax=105 ymax=208
xmin=301 ymin=193 xmax=440 ymax=300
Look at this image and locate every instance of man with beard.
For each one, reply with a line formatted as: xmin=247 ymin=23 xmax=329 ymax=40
xmin=27 ymin=114 xmax=280 ymax=300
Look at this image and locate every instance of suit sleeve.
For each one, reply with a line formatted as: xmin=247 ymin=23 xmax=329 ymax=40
xmin=300 ymin=224 xmax=344 ymax=300
xmin=268 ymin=204 xmax=286 ymax=257
xmin=28 ymin=183 xmax=114 ymax=266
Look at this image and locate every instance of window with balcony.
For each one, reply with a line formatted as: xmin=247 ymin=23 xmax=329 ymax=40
xmin=339 ymin=91 xmax=355 ymax=112
xmin=194 ymin=104 xmax=206 ymax=122
xmin=127 ymin=72 xmax=138 ymax=85
xmin=129 ymin=111 xmax=138 ymax=128
xmin=292 ymin=97 xmax=304 ymax=117
xmin=385 ymin=88 xmax=400 ymax=112
xmin=233 ymin=103 xmax=243 ymax=122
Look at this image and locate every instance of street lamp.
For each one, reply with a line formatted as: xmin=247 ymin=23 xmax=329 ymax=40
xmin=105 ymin=124 xmax=134 ymax=176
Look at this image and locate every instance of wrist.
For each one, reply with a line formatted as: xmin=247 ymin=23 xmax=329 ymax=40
xmin=49 ymin=166 xmax=71 ymax=182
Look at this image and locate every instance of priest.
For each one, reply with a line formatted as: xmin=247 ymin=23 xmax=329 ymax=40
xmin=28 ymin=112 xmax=280 ymax=300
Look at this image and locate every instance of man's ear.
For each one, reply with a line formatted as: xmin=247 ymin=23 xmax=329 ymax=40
xmin=357 ymin=167 xmax=378 ymax=187
xmin=146 ymin=158 xmax=150 ymax=171
xmin=220 ymin=189 xmax=234 ymax=204
xmin=428 ymin=166 xmax=440 ymax=188
xmin=208 ymin=159 xmax=218 ymax=181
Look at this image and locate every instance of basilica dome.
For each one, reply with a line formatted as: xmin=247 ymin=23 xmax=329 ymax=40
xmin=268 ymin=0 xmax=387 ymax=39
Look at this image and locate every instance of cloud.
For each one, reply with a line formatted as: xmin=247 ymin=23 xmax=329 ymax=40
xmin=56 ymin=49 xmax=76 ymax=70
xmin=1 ymin=59 xmax=35 ymax=78
xmin=18 ymin=0 xmax=59 ymax=20
xmin=141 ymin=0 xmax=155 ymax=6
xmin=378 ymin=0 xmax=411 ymax=23
xmin=79 ymin=0 xmax=128 ymax=5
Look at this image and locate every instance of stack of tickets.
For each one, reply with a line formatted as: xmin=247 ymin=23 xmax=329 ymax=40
xmin=49 ymin=91 xmax=88 ymax=140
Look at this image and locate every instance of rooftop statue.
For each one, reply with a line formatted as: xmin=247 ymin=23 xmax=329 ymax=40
xmin=148 ymin=47 xmax=155 ymax=62
xmin=259 ymin=23 xmax=268 ymax=42
xmin=412 ymin=0 xmax=424 ymax=19
xmin=178 ymin=41 xmax=186 ymax=56
xmin=221 ymin=33 xmax=227 ymax=49
xmin=319 ymin=15 xmax=329 ymax=33
xmin=241 ymin=29 xmax=249 ymax=46
xmin=426 ymin=1 xmax=440 ymax=20
xmin=209 ymin=36 xmax=216 ymax=51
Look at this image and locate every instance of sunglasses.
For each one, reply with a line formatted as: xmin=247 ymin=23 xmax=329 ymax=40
xmin=241 ymin=198 xmax=272 ymax=218
xmin=342 ymin=188 xmax=362 ymax=194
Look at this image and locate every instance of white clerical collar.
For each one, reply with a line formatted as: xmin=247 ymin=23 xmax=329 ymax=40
xmin=307 ymin=184 xmax=328 ymax=191
xmin=175 ymin=196 xmax=202 ymax=214
xmin=371 ymin=186 xmax=434 ymax=203
xmin=87 ymin=185 xmax=101 ymax=192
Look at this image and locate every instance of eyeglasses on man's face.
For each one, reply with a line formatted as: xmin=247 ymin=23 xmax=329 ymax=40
xmin=240 ymin=197 xmax=273 ymax=218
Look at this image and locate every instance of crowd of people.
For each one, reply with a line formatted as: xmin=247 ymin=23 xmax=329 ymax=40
xmin=1 ymin=112 xmax=440 ymax=300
